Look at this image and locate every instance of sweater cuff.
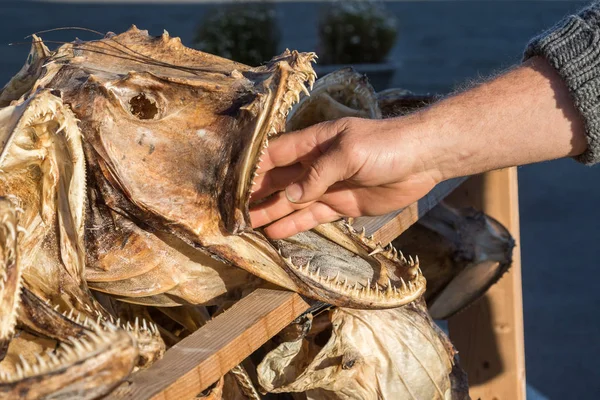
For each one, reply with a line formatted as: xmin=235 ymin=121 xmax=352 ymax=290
xmin=524 ymin=3 xmax=600 ymax=165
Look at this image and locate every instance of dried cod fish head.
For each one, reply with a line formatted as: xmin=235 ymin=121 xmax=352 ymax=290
xmin=0 ymin=30 xmax=260 ymax=313
xmin=257 ymin=299 xmax=469 ymax=400
xmin=9 ymin=27 xmax=424 ymax=308
xmin=19 ymin=27 xmax=310 ymax=300
xmin=0 ymin=28 xmax=299 ymax=306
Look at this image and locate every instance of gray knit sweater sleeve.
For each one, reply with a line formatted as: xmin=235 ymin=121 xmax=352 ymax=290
xmin=524 ymin=2 xmax=600 ymax=165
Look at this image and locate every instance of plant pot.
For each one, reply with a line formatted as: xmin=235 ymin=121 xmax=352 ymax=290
xmin=314 ymin=61 xmax=399 ymax=92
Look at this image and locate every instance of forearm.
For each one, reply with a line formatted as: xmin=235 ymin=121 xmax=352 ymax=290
xmin=409 ymin=56 xmax=587 ymax=182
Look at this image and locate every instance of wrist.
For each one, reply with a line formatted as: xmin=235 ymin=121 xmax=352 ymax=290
xmin=387 ymin=108 xmax=472 ymax=185
xmin=415 ymin=105 xmax=477 ymax=182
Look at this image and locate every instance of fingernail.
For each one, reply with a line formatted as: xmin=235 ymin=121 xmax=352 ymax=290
xmin=285 ymin=183 xmax=303 ymax=203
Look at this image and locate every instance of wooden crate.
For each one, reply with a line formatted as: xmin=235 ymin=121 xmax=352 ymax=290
xmin=108 ymin=169 xmax=525 ymax=400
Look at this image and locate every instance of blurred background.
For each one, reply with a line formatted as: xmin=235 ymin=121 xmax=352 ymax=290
xmin=1 ymin=0 xmax=598 ymax=398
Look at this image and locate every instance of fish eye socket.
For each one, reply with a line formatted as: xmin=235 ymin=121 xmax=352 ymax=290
xmin=129 ymin=93 xmax=159 ymax=120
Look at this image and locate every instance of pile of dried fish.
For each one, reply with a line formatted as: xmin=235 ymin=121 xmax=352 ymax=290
xmin=0 ymin=27 xmax=513 ymax=399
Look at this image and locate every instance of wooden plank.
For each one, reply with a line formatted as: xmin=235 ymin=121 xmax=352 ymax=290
xmin=446 ymin=169 xmax=526 ymax=400
xmin=352 ymin=176 xmax=467 ymax=245
xmin=107 ymin=289 xmax=310 ymax=400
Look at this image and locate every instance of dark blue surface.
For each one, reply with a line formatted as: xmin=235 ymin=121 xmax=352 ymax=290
xmin=2 ymin=1 xmax=598 ymax=398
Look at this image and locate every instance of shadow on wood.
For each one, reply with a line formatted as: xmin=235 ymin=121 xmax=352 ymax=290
xmin=450 ymin=295 xmax=504 ymax=386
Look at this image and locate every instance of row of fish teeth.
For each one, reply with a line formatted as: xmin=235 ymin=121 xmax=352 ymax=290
xmin=97 ymin=314 xmax=159 ymax=336
xmin=0 ymin=274 xmax=21 ymax=339
xmin=52 ymin=304 xmax=106 ymax=330
xmin=249 ymin=81 xmax=308 ymax=194
xmin=23 ymin=104 xmax=60 ymax=127
xmin=114 ymin=316 xmax=158 ymax=335
xmin=280 ymin=254 xmax=420 ymax=298
xmin=50 ymin=304 xmax=159 ymax=336
xmin=272 ymin=70 xmax=317 ymax=133
xmin=282 ymin=50 xmax=317 ymax=88
xmin=0 ymin=328 xmax=116 ymax=382
xmin=0 ymin=207 xmax=20 ymax=329
xmin=343 ymin=223 xmax=416 ymax=265
xmin=104 ymin=312 xmax=159 ymax=336
xmin=249 ymin=64 xmax=317 ymax=195
xmin=24 ymin=97 xmax=79 ymax=140
xmin=369 ymin=243 xmax=419 ymax=267
xmin=272 ymin=83 xmax=306 ymax=133
xmin=344 ymin=224 xmax=376 ymax=243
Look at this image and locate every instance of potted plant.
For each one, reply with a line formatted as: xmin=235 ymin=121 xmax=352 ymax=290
xmin=193 ymin=1 xmax=279 ymax=67
xmin=315 ymin=0 xmax=399 ymax=91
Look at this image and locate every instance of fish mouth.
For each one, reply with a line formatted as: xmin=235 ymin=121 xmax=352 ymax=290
xmin=271 ymin=222 xmax=426 ymax=308
xmin=235 ymin=50 xmax=317 ymax=232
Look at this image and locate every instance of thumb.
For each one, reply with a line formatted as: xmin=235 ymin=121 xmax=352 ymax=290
xmin=285 ymin=148 xmax=344 ymax=204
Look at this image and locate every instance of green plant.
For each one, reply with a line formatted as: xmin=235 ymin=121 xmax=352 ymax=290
xmin=317 ymin=0 xmax=397 ymax=65
xmin=193 ymin=1 xmax=279 ymax=66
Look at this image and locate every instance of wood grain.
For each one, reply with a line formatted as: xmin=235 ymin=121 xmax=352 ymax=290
xmin=352 ymin=176 xmax=467 ymax=244
xmin=446 ymin=169 xmax=526 ymax=400
xmin=107 ymin=289 xmax=310 ymax=400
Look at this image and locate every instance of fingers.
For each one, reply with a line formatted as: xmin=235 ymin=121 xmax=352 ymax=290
xmin=250 ymin=190 xmax=310 ymax=228
xmin=258 ymin=120 xmax=340 ymax=172
xmin=250 ymin=181 xmax=357 ymax=231
xmin=262 ymin=202 xmax=341 ymax=239
xmin=250 ymin=163 xmax=305 ymax=202
xmin=284 ymin=145 xmax=344 ymax=204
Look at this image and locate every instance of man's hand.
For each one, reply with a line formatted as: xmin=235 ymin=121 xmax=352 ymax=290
xmin=249 ymin=116 xmax=441 ymax=239
xmin=250 ymin=57 xmax=588 ymax=239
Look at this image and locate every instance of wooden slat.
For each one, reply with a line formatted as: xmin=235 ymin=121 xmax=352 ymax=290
xmin=446 ymin=169 xmax=526 ymax=400
xmin=107 ymin=289 xmax=310 ymax=400
xmin=351 ymin=176 xmax=467 ymax=244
